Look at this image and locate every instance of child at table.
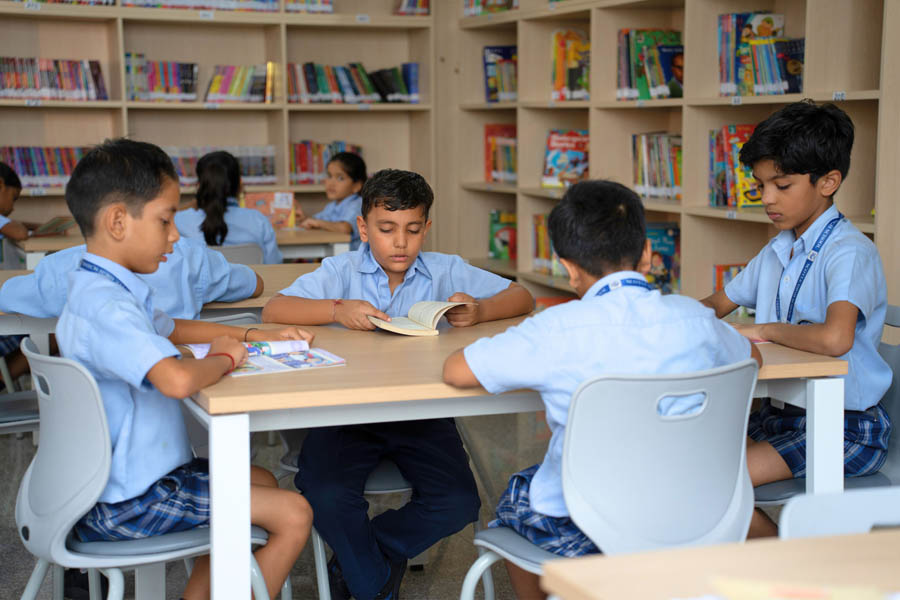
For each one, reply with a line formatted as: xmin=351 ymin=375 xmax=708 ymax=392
xmin=443 ymin=180 xmax=759 ymax=599
xmin=56 ymin=138 xmax=312 ymax=600
xmin=297 ymin=151 xmax=366 ymax=250
xmin=262 ymin=168 xmax=534 ymax=600
xmin=700 ymin=101 xmax=892 ymax=537
xmin=175 ymin=150 xmax=283 ymax=263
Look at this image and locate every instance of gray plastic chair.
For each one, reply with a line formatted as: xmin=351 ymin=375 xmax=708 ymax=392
xmin=780 ymin=486 xmax=900 ymax=539
xmin=460 ymin=359 xmax=760 ymax=600
xmin=211 ymin=243 xmax=264 ymax=265
xmin=15 ymin=337 xmax=289 ymax=600
xmin=755 ymin=304 xmax=900 ymax=505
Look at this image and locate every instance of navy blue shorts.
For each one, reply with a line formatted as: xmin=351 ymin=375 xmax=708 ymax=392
xmin=74 ymin=458 xmax=210 ymax=542
xmin=490 ymin=464 xmax=600 ymax=558
xmin=748 ymin=400 xmax=891 ymax=478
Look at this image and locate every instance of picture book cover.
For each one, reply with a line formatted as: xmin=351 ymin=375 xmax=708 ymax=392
xmin=241 ymin=191 xmax=296 ymax=229
xmin=630 ymin=30 xmax=681 ymax=100
xmin=541 ymin=129 xmax=589 ymax=188
xmin=646 ymin=222 xmax=680 ymax=294
xmin=483 ymin=45 xmax=517 ymax=103
xmin=484 ymin=123 xmax=517 ymax=183
xmin=551 ymin=29 xmax=590 ymax=101
xmin=657 ymin=44 xmax=684 ymax=98
xmin=775 ymin=38 xmax=804 ymax=94
xmin=736 ymin=13 xmax=784 ymax=96
xmin=183 ymin=340 xmax=346 ymax=377
xmin=367 ymin=301 xmax=474 ymax=336
xmin=725 ymin=124 xmax=758 ymax=207
xmin=489 ymin=209 xmax=516 ymax=261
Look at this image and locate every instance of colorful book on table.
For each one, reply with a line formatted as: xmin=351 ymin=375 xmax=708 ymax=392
xmin=367 ymin=301 xmax=473 ymax=336
xmin=184 ymin=340 xmax=345 ymax=377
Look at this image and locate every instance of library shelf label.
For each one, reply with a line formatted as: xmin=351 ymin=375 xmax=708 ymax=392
xmin=25 ymin=99 xmax=43 ymax=107
xmin=833 ymin=91 xmax=847 ymax=101
xmin=199 ymin=10 xmax=214 ymax=19
xmin=29 ymin=188 xmax=47 ymax=196
xmin=357 ymin=104 xmax=371 ymax=110
xmin=203 ymin=102 xmax=220 ymax=109
xmin=731 ymin=96 xmax=742 ymax=106
xmin=727 ymin=209 xmax=737 ymax=220
xmin=24 ymin=1 xmax=40 ymax=10
xmin=636 ymin=99 xmax=645 ymax=107
xmin=356 ymin=13 xmax=371 ymax=23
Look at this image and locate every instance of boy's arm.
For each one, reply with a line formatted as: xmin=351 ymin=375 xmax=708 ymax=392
xmin=750 ymin=342 xmax=763 ymax=368
xmin=700 ymin=289 xmax=740 ymax=319
xmin=443 ymin=348 xmax=480 ymax=387
xmin=300 ymin=218 xmax=352 ymax=235
xmin=735 ymin=301 xmax=859 ymax=357
xmin=169 ymin=318 xmax=314 ymax=345
xmin=251 ymin=271 xmax=264 ymax=298
xmin=147 ymin=335 xmax=246 ymax=399
xmin=0 ymin=220 xmax=31 ymax=242
xmin=445 ymin=282 xmax=534 ymax=327
xmin=262 ymin=294 xmax=390 ymax=330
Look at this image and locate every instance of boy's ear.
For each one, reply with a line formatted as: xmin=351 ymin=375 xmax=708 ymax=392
xmin=103 ymin=203 xmax=129 ymax=242
xmin=816 ymin=169 xmax=843 ymax=198
xmin=636 ymin=239 xmax=653 ymax=275
xmin=559 ymin=258 xmax=583 ymax=290
xmin=357 ymin=214 xmax=368 ymax=242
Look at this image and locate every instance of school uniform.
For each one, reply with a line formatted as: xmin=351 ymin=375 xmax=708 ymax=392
xmin=0 ymin=214 xmax=11 ymax=236
xmin=0 ymin=237 xmax=258 ymax=319
xmin=725 ymin=204 xmax=892 ymax=476
xmin=464 ymin=270 xmax=753 ymax=556
xmin=175 ymin=198 xmax=283 ymax=264
xmin=312 ymin=193 xmax=363 ymax=250
xmin=281 ymin=243 xmax=511 ymax=600
xmin=56 ymin=253 xmax=208 ymax=541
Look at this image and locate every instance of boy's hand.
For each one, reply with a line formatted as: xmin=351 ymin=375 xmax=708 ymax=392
xmin=247 ymin=326 xmax=315 ymax=345
xmin=209 ymin=335 xmax=248 ymax=369
xmin=334 ymin=300 xmax=391 ymax=330
xmin=445 ymin=292 xmax=480 ymax=327
xmin=300 ymin=218 xmax=323 ymax=230
xmin=733 ymin=323 xmax=769 ymax=344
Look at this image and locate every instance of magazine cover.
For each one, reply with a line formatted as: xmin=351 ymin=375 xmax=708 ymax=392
xmin=646 ymin=222 xmax=680 ymax=294
xmin=489 ymin=209 xmax=516 ymax=261
xmin=541 ymin=129 xmax=589 ymax=188
xmin=657 ymin=45 xmax=684 ymax=98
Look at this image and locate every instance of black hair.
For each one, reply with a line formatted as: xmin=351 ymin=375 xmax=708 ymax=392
xmin=65 ymin=138 xmax=178 ymax=238
xmin=360 ymin=169 xmax=433 ymax=219
xmin=739 ymin=100 xmax=854 ymax=192
xmin=328 ymin=152 xmax=367 ymax=184
xmin=0 ymin=161 xmax=22 ymax=189
xmin=548 ymin=180 xmax=646 ymax=278
xmin=196 ymin=150 xmax=241 ymax=246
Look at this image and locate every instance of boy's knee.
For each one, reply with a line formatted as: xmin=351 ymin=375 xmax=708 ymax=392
xmin=440 ymin=488 xmax=481 ymax=527
xmin=295 ymin=472 xmax=359 ymax=515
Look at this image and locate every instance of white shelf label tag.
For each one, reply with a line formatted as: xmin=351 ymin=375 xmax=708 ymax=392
xmin=203 ymin=102 xmax=219 ymax=109
xmin=636 ymin=99 xmax=645 ymax=108
xmin=731 ymin=96 xmax=742 ymax=106
xmin=29 ymin=188 xmax=47 ymax=196
xmin=357 ymin=104 xmax=371 ymax=111
xmin=832 ymin=90 xmax=847 ymax=101
xmin=25 ymin=99 xmax=43 ymax=107
xmin=198 ymin=10 xmax=214 ymax=19
xmin=355 ymin=13 xmax=370 ymax=23
xmin=726 ymin=209 xmax=737 ymax=220
xmin=24 ymin=1 xmax=41 ymax=10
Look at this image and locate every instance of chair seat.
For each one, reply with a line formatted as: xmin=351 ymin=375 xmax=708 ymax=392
xmin=281 ymin=450 xmax=412 ymax=495
xmin=755 ymin=472 xmax=893 ymax=505
xmin=473 ymin=526 xmax=564 ymax=575
xmin=0 ymin=390 xmax=39 ymax=424
xmin=67 ymin=525 xmax=270 ymax=557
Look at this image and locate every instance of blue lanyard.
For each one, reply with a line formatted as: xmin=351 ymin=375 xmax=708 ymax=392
xmin=775 ymin=214 xmax=843 ymax=323
xmin=595 ymin=277 xmax=653 ymax=297
xmin=79 ymin=259 xmax=129 ymax=293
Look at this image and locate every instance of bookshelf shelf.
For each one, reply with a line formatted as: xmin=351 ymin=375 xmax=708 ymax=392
xmin=0 ymin=2 xmax=118 ymax=19
xmin=642 ymin=198 xmax=683 ymax=214
xmin=283 ymin=14 xmax=432 ymax=29
xmin=286 ymin=104 xmax=431 ymax=112
xmin=458 ymin=11 xmax=521 ymax=29
xmin=469 ymin=256 xmax=519 ymax=279
xmin=519 ymin=187 xmax=566 ymax=200
xmin=594 ymin=98 xmax=684 ymax=109
xmin=0 ymin=100 xmax=124 ymax=109
xmin=519 ymin=100 xmax=591 ymax=109
xmin=683 ymin=205 xmax=773 ymax=225
xmin=461 ymin=182 xmax=518 ymax=194
xmin=126 ymin=102 xmax=284 ymax=111
xmin=118 ymin=7 xmax=280 ymax=25
xmin=518 ymin=270 xmax=574 ymax=294
xmin=460 ymin=102 xmax=518 ymax=111
xmin=683 ymin=92 xmax=881 ymax=107
xmin=19 ymin=187 xmax=66 ymax=198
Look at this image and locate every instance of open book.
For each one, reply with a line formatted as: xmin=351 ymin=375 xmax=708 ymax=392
xmin=367 ymin=301 xmax=473 ymax=336
xmin=32 ymin=215 xmax=77 ymax=237
xmin=183 ymin=340 xmax=345 ymax=377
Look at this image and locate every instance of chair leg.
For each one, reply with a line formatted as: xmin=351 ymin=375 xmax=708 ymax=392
xmin=249 ymin=553 xmax=270 ymax=600
xmin=310 ymin=528 xmax=332 ymax=600
xmin=99 ymin=568 xmax=125 ymax=600
xmin=183 ymin=557 xmax=194 ymax=578
xmin=459 ymin=551 xmax=503 ymax=600
xmin=87 ymin=569 xmax=101 ymax=600
xmin=20 ymin=558 xmax=50 ymax=600
xmin=473 ymin=522 xmax=495 ymax=600
xmin=281 ymin=571 xmax=292 ymax=600
xmin=51 ymin=564 xmax=64 ymax=600
xmin=134 ymin=562 xmax=165 ymax=600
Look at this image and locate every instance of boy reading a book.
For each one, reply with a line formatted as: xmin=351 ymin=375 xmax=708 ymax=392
xmin=444 ymin=180 xmax=760 ymax=599
xmin=57 ymin=138 xmax=313 ymax=600
xmin=262 ymin=168 xmax=533 ymax=600
xmin=701 ymin=101 xmax=892 ymax=537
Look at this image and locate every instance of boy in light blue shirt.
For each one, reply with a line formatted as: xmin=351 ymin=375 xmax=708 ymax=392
xmin=263 ymin=169 xmax=534 ymax=600
xmin=0 ymin=237 xmax=262 ymax=319
xmin=56 ymin=138 xmax=312 ymax=600
xmin=297 ymin=152 xmax=366 ymax=250
xmin=702 ymin=101 xmax=892 ymax=538
xmin=444 ymin=180 xmax=758 ymax=599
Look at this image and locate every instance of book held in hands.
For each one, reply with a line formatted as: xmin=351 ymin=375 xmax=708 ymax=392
xmin=367 ymin=301 xmax=475 ymax=336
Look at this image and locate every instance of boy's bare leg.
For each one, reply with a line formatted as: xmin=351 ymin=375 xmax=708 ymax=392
xmin=506 ymin=561 xmax=546 ymax=600
xmin=746 ymin=438 xmax=794 ymax=538
xmin=183 ymin=466 xmax=312 ymax=600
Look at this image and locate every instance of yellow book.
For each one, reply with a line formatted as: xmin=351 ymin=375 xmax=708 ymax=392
xmin=367 ymin=301 xmax=474 ymax=336
xmin=227 ymin=66 xmax=247 ymax=101
xmin=206 ymin=66 xmax=225 ymax=101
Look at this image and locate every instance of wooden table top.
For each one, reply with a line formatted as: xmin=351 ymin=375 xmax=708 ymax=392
xmin=275 ymin=229 xmax=349 ymax=245
xmin=14 ymin=235 xmax=83 ymax=252
xmin=195 ymin=321 xmax=847 ymax=415
xmin=541 ymin=529 xmax=900 ymax=599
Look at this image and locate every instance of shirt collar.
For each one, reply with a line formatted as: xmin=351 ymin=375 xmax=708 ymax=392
xmin=584 ymin=270 xmax=649 ymax=298
xmin=81 ymin=252 xmax=153 ymax=307
xmin=356 ymin=243 xmax=433 ymax=281
xmin=771 ymin=204 xmax=840 ymax=265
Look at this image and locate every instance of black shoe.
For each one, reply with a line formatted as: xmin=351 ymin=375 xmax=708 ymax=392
xmin=373 ymin=556 xmax=407 ymax=600
xmin=63 ymin=568 xmax=108 ymax=600
xmin=327 ymin=555 xmax=352 ymax=600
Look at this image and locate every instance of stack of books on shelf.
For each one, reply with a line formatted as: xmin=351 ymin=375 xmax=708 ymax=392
xmin=484 ymin=124 xmax=517 ymax=184
xmin=0 ymin=146 xmax=88 ymax=189
xmin=713 ymin=263 xmax=745 ymax=292
xmin=483 ymin=46 xmax=517 ymax=103
xmin=463 ymin=0 xmax=517 ymax=17
xmin=125 ymin=54 xmax=199 ymax=102
xmin=489 ymin=209 xmax=516 ymax=261
xmin=551 ymin=29 xmax=589 ymax=101
xmin=0 ymin=58 xmax=108 ymax=101
xmin=646 ymin=223 xmax=680 ymax=294
xmin=123 ymin=0 xmax=277 ymax=10
xmin=533 ymin=213 xmax=565 ymax=277
xmin=12 ymin=0 xmax=114 ymax=5
xmin=286 ymin=62 xmax=419 ymax=104
xmin=204 ymin=64 xmax=276 ymax=104
xmin=290 ymin=140 xmax=363 ymax=184
xmin=616 ymin=30 xmax=683 ymax=101
xmin=394 ymin=0 xmax=429 ymax=15
xmin=718 ymin=12 xmax=804 ymax=96
xmin=632 ymin=132 xmax=682 ymax=200
xmin=164 ymin=146 xmax=277 ymax=186
xmin=542 ymin=129 xmax=588 ymax=189
xmin=285 ymin=0 xmax=332 ymax=12
xmin=709 ymin=124 xmax=761 ymax=208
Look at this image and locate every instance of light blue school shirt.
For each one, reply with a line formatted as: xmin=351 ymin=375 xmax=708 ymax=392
xmin=725 ymin=204 xmax=890 ymax=411
xmin=312 ymin=193 xmax=363 ymax=250
xmin=0 ymin=214 xmax=11 ymax=238
xmin=465 ymin=271 xmax=753 ymax=517
xmin=56 ymin=253 xmax=192 ymax=503
xmin=175 ymin=198 xmax=283 ymax=264
xmin=0 ymin=237 xmax=257 ymax=319
xmin=279 ymin=243 xmax=512 ymax=318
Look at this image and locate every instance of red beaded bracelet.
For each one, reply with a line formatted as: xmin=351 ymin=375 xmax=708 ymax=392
xmin=332 ymin=299 xmax=343 ymax=322
xmin=207 ymin=352 xmax=235 ymax=375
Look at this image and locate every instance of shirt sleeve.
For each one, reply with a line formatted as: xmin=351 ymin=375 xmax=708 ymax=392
xmin=0 ymin=214 xmax=11 ymax=239
xmin=724 ymin=248 xmax=764 ymax=309
xmin=0 ymin=246 xmax=82 ymax=317
xmin=711 ymin=318 xmax=753 ymax=364
xmin=824 ymin=240 xmax=885 ymax=321
xmin=200 ymin=246 xmax=258 ymax=303
xmin=278 ymin=257 xmax=347 ymax=300
xmin=447 ymin=256 xmax=513 ymax=299
xmin=464 ymin=313 xmax=554 ymax=394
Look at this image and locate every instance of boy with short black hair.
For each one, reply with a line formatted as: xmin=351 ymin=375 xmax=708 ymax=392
xmin=701 ymin=100 xmax=892 ymax=537
xmin=263 ymin=168 xmax=534 ymax=600
xmin=58 ymin=138 xmax=312 ymax=600
xmin=444 ymin=180 xmax=759 ymax=599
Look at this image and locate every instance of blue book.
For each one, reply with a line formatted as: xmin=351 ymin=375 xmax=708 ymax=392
xmin=483 ymin=45 xmax=516 ymax=103
xmin=402 ymin=62 xmax=419 ymax=104
xmin=657 ymin=44 xmax=684 ymax=98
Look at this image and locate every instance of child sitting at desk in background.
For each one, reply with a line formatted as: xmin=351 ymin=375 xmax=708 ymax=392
xmin=297 ymin=151 xmax=366 ymax=250
xmin=262 ymin=168 xmax=534 ymax=600
xmin=174 ymin=150 xmax=283 ymax=263
xmin=56 ymin=138 xmax=312 ymax=600
xmin=701 ymin=101 xmax=892 ymax=538
xmin=444 ymin=180 xmax=760 ymax=600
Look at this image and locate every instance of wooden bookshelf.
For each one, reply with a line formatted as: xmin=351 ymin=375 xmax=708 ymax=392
xmin=0 ymin=0 xmax=436 ymax=241
xmin=437 ymin=0 xmax=900 ymax=304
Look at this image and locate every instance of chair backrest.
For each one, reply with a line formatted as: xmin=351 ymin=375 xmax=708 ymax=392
xmin=211 ymin=243 xmax=263 ymax=265
xmin=780 ymin=486 xmax=900 ymax=539
xmin=15 ymin=337 xmax=111 ymax=565
xmin=562 ymin=359 xmax=759 ymax=555
xmin=875 ymin=305 xmax=900 ymax=482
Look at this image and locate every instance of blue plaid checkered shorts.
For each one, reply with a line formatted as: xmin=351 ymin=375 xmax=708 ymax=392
xmin=0 ymin=334 xmax=24 ymax=356
xmin=74 ymin=458 xmax=211 ymax=542
xmin=489 ymin=464 xmax=600 ymax=558
xmin=748 ymin=400 xmax=891 ymax=478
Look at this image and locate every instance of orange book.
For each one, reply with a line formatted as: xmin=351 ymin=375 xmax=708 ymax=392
xmin=241 ymin=191 xmax=296 ymax=229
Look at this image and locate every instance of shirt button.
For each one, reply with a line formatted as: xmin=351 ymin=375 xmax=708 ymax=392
xmin=784 ymin=276 xmax=791 ymax=284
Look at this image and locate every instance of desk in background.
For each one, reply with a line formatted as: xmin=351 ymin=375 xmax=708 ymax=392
xmin=11 ymin=236 xmax=83 ymax=269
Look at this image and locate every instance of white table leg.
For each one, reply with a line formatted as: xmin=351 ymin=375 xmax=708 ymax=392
xmin=805 ymin=377 xmax=845 ymax=494
xmin=25 ymin=251 xmax=46 ymax=270
xmin=329 ymin=242 xmax=350 ymax=256
xmin=210 ymin=413 xmax=251 ymax=600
